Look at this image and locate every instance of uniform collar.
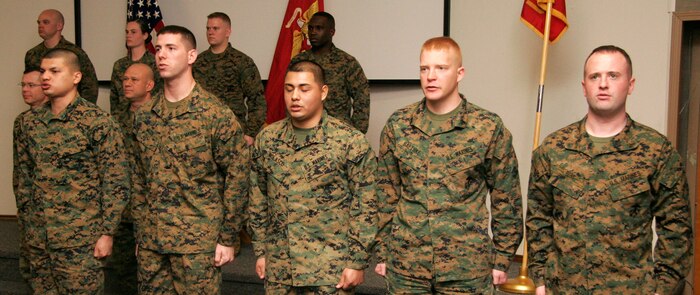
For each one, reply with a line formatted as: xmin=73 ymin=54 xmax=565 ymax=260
xmin=280 ymin=111 xmax=328 ymax=150
xmin=37 ymin=95 xmax=82 ymax=125
xmin=566 ymin=113 xmax=639 ymax=156
xmin=410 ymin=94 xmax=470 ymax=135
xmin=150 ymin=83 xmax=207 ymax=119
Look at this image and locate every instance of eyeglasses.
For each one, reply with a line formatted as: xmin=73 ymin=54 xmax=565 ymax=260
xmin=19 ymin=83 xmax=41 ymax=88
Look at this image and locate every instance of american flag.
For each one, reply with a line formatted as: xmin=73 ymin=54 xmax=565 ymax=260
xmin=127 ymin=0 xmax=164 ymax=53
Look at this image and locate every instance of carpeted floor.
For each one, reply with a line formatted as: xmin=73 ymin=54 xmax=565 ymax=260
xmin=0 ymin=217 xmax=527 ymax=294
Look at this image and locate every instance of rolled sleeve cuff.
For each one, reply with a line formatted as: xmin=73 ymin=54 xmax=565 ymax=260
xmin=252 ymin=242 xmax=265 ymax=258
xmin=655 ymin=274 xmax=680 ymax=295
xmin=348 ymin=252 xmax=369 ymax=270
xmin=493 ymin=254 xmax=512 ymax=272
xmin=218 ymin=234 xmax=241 ymax=252
xmin=528 ymin=268 xmax=546 ymax=288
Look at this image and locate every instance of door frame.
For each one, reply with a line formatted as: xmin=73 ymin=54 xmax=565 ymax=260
xmin=669 ymin=11 xmax=700 ymax=294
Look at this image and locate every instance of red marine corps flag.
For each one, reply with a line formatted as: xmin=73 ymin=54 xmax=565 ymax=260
xmin=265 ymin=0 xmax=324 ymax=124
xmin=127 ymin=0 xmax=165 ymax=53
xmin=521 ymin=0 xmax=568 ymax=43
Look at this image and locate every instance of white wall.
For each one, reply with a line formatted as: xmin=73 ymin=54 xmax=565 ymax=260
xmin=82 ymin=0 xmax=444 ymax=80
xmin=1 ymin=1 xmax=74 ymax=216
xmin=443 ymin=0 xmax=674 ymax=255
xmin=0 ymin=1 xmax=677 ymax=223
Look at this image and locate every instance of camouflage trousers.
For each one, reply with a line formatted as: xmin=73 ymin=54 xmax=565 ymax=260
xmin=105 ymin=222 xmax=137 ymax=294
xmin=18 ymin=224 xmax=31 ymax=282
xmin=265 ymin=280 xmax=354 ymax=295
xmin=137 ymin=247 xmax=220 ymax=294
xmin=385 ymin=270 xmax=493 ymax=295
xmin=25 ymin=243 xmax=105 ymax=295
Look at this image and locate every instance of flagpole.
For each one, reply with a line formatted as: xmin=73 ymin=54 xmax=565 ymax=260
xmin=498 ymin=0 xmax=555 ymax=293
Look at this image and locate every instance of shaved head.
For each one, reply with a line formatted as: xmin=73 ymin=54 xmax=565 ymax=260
xmin=43 ymin=48 xmax=81 ymax=72
xmin=40 ymin=9 xmax=64 ymax=25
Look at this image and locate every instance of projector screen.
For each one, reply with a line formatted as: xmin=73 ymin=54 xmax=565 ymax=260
xmin=81 ymin=0 xmax=445 ymax=81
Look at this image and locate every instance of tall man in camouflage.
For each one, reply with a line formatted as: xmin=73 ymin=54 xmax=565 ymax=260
xmin=13 ymin=48 xmax=130 ymax=294
xmin=374 ymin=37 xmax=523 ymax=294
xmin=193 ymin=12 xmax=267 ymax=145
xmin=133 ymin=25 xmax=250 ymax=294
xmin=25 ymin=9 xmax=99 ymax=104
xmin=106 ymin=63 xmax=156 ymax=295
xmin=290 ymin=12 xmax=370 ymax=133
xmin=249 ymin=60 xmax=378 ymax=294
xmin=110 ymin=19 xmax=161 ymax=120
xmin=13 ymin=68 xmax=49 ymax=283
xmin=527 ymin=45 xmax=693 ymax=295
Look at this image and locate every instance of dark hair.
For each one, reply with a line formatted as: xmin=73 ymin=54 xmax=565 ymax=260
xmin=42 ymin=48 xmax=81 ymax=71
xmin=287 ymin=60 xmax=326 ymax=85
xmin=23 ymin=66 xmax=41 ymax=74
xmin=158 ymin=25 xmax=197 ymax=50
xmin=312 ymin=11 xmax=335 ymax=30
xmin=207 ymin=12 xmax=231 ymax=27
xmin=128 ymin=19 xmax=152 ymax=44
xmin=584 ymin=45 xmax=633 ymax=76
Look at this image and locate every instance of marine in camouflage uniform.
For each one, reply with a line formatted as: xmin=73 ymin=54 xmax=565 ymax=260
xmin=133 ymin=83 xmax=250 ymax=294
xmin=290 ymin=12 xmax=370 ymax=133
xmin=376 ymin=96 xmax=523 ymax=293
xmin=13 ymin=108 xmax=35 ymax=283
xmin=13 ymin=69 xmax=49 ymax=284
xmin=528 ymin=116 xmax=692 ymax=294
xmin=109 ymin=52 xmax=160 ymax=119
xmin=249 ymin=111 xmax=378 ymax=292
xmin=105 ymin=63 xmax=156 ymax=295
xmin=14 ymin=95 xmax=130 ymax=294
xmin=25 ymin=36 xmax=99 ymax=104
xmin=193 ymin=43 xmax=267 ymax=137
xmin=105 ymin=104 xmax=139 ymax=295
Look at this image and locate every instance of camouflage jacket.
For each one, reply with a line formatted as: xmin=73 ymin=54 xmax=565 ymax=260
xmin=25 ymin=36 xmax=99 ymax=104
xmin=133 ymin=83 xmax=250 ymax=254
xmin=114 ymin=105 xmax=145 ymax=224
xmin=13 ymin=109 xmax=35 ymax=240
xmin=376 ymin=96 xmax=523 ymax=282
xmin=291 ymin=44 xmax=370 ymax=133
xmin=193 ymin=43 xmax=267 ymax=137
xmin=13 ymin=96 xmax=130 ymax=249
xmin=527 ymin=115 xmax=693 ymax=294
xmin=249 ymin=113 xmax=378 ymax=286
xmin=109 ymin=52 xmax=161 ymax=119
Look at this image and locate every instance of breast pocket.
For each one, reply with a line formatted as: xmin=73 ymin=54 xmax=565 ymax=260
xmin=549 ymin=176 xmax=585 ymax=221
xmin=167 ymin=135 xmax=213 ymax=179
xmin=608 ymin=177 xmax=650 ymax=203
xmin=443 ymin=155 xmax=483 ymax=201
xmin=55 ymin=136 xmax=92 ymax=182
xmin=394 ymin=142 xmax=423 ymax=195
xmin=550 ymin=176 xmax=584 ymax=200
xmin=303 ymin=155 xmax=340 ymax=202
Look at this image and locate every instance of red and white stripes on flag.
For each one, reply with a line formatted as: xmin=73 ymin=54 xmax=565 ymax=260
xmin=127 ymin=0 xmax=164 ymax=53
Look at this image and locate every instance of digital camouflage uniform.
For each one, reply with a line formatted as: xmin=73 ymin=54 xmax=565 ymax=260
xmin=290 ymin=44 xmax=370 ymax=133
xmin=109 ymin=52 xmax=161 ymax=118
xmin=13 ymin=96 xmax=130 ymax=294
xmin=105 ymin=105 xmax=145 ymax=294
xmin=12 ymin=108 xmax=36 ymax=283
xmin=193 ymin=43 xmax=267 ymax=137
xmin=25 ymin=37 xmax=99 ymax=104
xmin=249 ymin=112 xmax=378 ymax=292
xmin=375 ymin=96 xmax=523 ymax=292
xmin=133 ymin=83 xmax=250 ymax=294
xmin=527 ymin=115 xmax=693 ymax=295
